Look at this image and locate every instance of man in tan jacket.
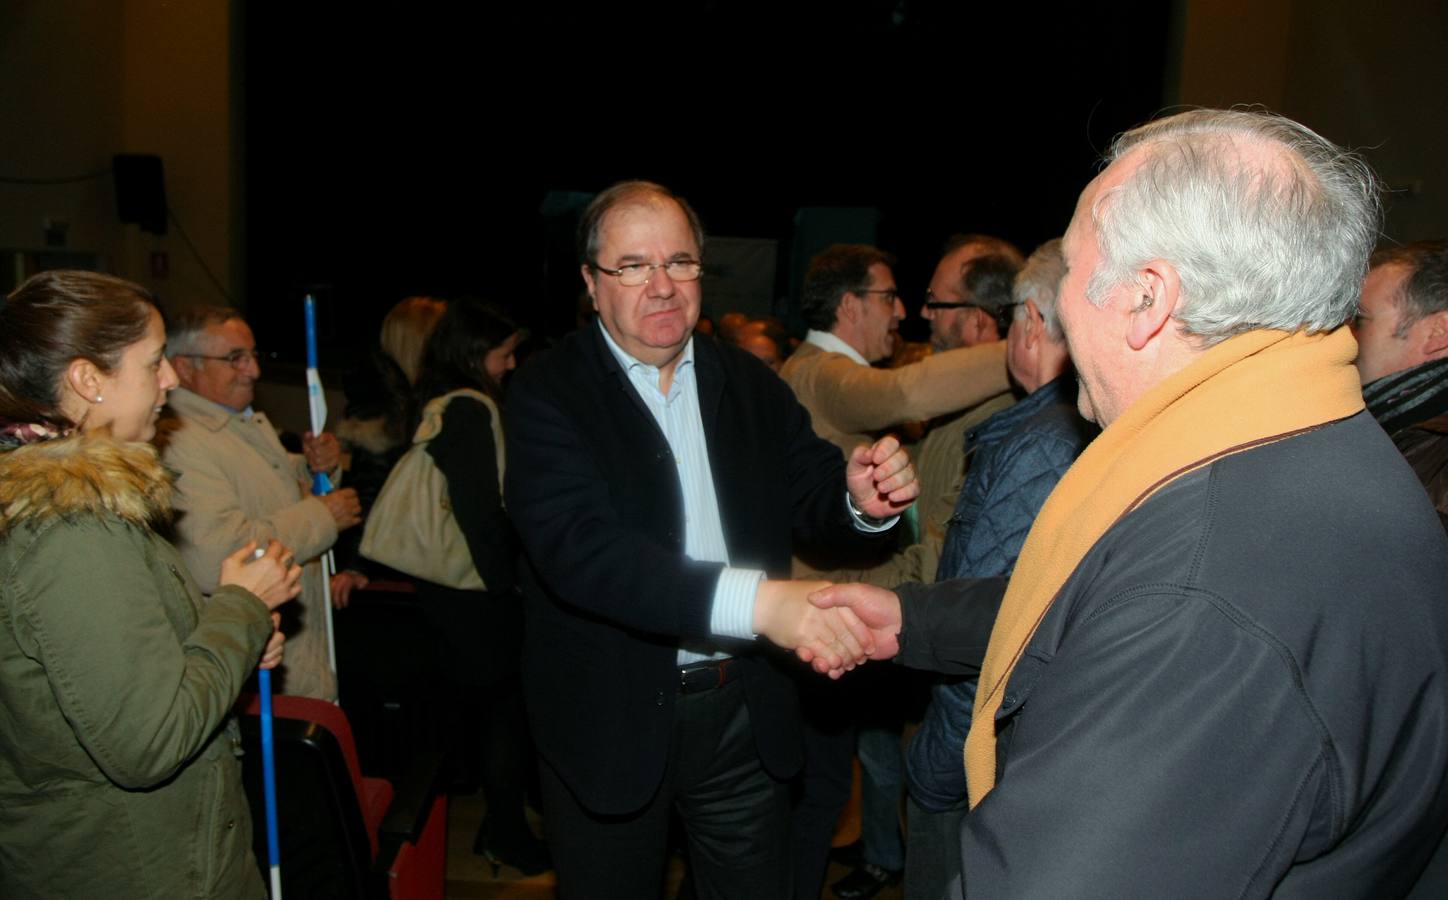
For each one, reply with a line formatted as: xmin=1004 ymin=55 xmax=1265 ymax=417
xmin=781 ymin=243 xmax=1011 ymax=456
xmin=159 ymin=307 xmax=361 ymax=701
xmin=839 ymin=235 xmax=1025 ymax=590
xmin=781 ymin=243 xmax=1015 ymax=573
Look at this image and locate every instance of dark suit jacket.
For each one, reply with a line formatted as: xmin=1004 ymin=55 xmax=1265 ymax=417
xmin=505 ymin=324 xmax=885 ymax=815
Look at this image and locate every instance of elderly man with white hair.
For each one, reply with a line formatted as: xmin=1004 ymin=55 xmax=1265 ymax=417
xmin=806 ymin=109 xmax=1448 ymax=898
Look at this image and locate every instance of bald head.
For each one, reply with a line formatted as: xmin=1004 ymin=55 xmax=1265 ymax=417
xmin=923 ymin=236 xmax=1023 ymax=352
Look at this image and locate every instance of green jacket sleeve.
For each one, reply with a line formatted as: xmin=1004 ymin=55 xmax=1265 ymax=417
xmin=7 ymin=518 xmax=272 ymax=789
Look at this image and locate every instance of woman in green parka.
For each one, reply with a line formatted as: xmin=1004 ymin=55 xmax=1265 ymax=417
xmin=0 ymin=271 xmax=302 ymax=899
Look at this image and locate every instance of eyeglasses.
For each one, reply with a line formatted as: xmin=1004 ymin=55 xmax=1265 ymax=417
xmin=176 ymin=349 xmax=266 ymax=369
xmin=924 ymin=291 xmax=1022 ymax=334
xmin=922 ymin=290 xmax=975 ymax=311
xmin=993 ymin=303 xmax=1023 ymax=334
xmin=591 ymin=259 xmax=703 ymax=287
xmin=857 ymin=287 xmax=902 ymax=303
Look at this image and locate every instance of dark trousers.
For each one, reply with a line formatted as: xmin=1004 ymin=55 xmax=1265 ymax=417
xmin=789 ymin=675 xmax=856 ymax=900
xmin=540 ymin=678 xmax=791 ymax=900
xmin=415 ymin=583 xmax=533 ymax=846
xmin=904 ymin=795 xmax=966 ymax=900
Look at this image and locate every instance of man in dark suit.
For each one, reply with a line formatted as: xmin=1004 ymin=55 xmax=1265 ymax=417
xmin=504 ymin=181 xmax=918 ymax=900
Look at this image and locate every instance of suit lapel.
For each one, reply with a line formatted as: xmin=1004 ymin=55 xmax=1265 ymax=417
xmin=693 ymin=337 xmax=740 ymax=558
xmin=693 ymin=335 xmax=726 ymax=449
xmin=586 ymin=323 xmax=670 ymax=448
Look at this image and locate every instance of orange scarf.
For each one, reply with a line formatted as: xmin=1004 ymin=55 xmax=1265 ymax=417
xmin=964 ymin=327 xmax=1364 ymax=806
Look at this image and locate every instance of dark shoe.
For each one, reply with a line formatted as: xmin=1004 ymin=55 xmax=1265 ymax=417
xmin=829 ymin=839 xmax=864 ymax=867
xmin=830 ymin=862 xmax=902 ymax=900
xmin=472 ymin=820 xmax=552 ymax=877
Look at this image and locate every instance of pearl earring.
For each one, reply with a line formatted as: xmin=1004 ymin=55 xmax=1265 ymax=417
xmin=94 ymin=396 xmax=103 ymax=403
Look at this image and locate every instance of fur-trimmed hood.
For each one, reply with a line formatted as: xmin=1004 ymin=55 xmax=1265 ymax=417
xmin=0 ymin=434 xmax=173 ymax=535
xmin=336 ymin=413 xmax=406 ymax=456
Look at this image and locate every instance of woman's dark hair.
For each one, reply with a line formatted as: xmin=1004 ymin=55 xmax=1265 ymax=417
xmin=414 ymin=297 xmax=522 ymax=410
xmin=0 ymin=270 xmax=155 ymax=429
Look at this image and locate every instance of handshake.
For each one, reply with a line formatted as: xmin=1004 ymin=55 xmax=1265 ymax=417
xmin=752 ymin=580 xmax=903 ymax=679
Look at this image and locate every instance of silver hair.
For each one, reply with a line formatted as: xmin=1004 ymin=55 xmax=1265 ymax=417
xmin=165 ymin=306 xmax=245 ymax=357
xmin=1085 ymin=108 xmax=1382 ymax=347
xmin=1013 ymin=238 xmax=1066 ymax=341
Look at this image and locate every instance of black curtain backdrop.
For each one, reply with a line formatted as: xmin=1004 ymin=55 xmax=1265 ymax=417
xmin=243 ymin=1 xmax=1173 ymax=365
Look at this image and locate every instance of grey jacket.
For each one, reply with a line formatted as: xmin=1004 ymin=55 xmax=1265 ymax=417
xmin=897 ymin=412 xmax=1448 ymax=898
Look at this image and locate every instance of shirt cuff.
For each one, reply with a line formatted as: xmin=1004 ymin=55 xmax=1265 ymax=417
xmin=846 ymin=492 xmax=899 ymax=533
xmin=710 ymin=567 xmax=766 ymax=640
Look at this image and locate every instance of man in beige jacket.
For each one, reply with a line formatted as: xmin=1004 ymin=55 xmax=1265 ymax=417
xmin=781 ymin=243 xmax=1014 ymax=572
xmin=840 ymin=235 xmax=1024 ymax=590
xmin=159 ymin=307 xmax=361 ymax=701
xmin=782 ymin=244 xmax=1011 ymax=454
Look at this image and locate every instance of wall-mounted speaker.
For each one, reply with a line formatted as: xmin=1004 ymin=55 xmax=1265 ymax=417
xmin=113 ymin=154 xmax=167 ymax=235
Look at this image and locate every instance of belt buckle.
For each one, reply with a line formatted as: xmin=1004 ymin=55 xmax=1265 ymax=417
xmin=678 ymin=664 xmax=700 ymax=694
xmin=679 ymin=659 xmax=730 ymax=694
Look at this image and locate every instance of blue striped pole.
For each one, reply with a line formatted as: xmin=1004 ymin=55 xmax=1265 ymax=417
xmin=258 ymin=666 xmax=283 ymax=898
xmin=304 ymin=295 xmax=339 ymax=683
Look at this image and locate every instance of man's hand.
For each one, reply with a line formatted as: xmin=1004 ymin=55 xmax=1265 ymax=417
xmin=330 ymin=569 xmax=370 ymax=609
xmin=808 ymin=583 xmax=903 ymax=674
xmin=753 ymin=580 xmax=874 ymax=678
xmin=303 ymin=431 xmax=342 ymax=475
xmin=319 ymin=488 xmax=362 ymax=530
xmin=846 ymin=435 xmax=920 ymax=520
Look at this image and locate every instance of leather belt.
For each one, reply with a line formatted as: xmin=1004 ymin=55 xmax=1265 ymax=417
xmin=678 ymin=658 xmax=741 ymax=695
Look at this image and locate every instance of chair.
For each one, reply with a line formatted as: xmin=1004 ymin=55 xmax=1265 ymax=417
xmin=237 ymin=693 xmax=448 ymax=900
xmin=332 ymin=581 xmax=454 ymax=781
